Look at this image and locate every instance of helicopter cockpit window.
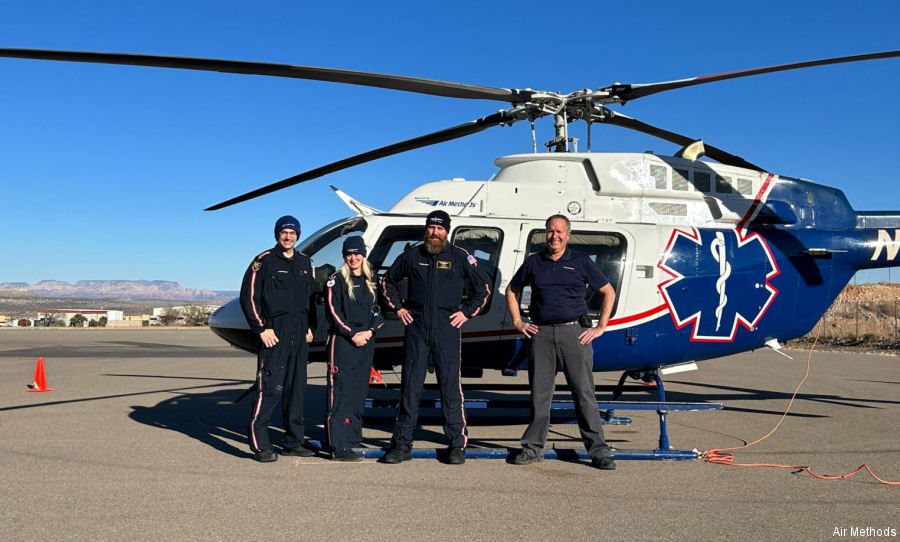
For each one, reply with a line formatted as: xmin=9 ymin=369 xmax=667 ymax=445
xmin=522 ymin=230 xmax=626 ymax=316
xmin=451 ymin=227 xmax=503 ymax=310
xmin=368 ymin=225 xmax=426 ymax=272
xmin=296 ymin=216 xmax=367 ymax=299
xmin=367 ymin=225 xmax=426 ymax=318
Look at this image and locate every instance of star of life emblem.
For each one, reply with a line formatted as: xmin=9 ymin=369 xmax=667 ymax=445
xmin=658 ymin=228 xmax=779 ymax=342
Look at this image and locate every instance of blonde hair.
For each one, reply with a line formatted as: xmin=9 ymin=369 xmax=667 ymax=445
xmin=340 ymin=258 xmax=376 ymax=301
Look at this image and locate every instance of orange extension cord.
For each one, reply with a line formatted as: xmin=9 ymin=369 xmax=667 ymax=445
xmin=701 ymin=322 xmax=900 ymax=485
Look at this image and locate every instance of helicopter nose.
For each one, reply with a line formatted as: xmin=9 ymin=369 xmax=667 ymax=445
xmin=209 ymin=298 xmax=247 ymax=331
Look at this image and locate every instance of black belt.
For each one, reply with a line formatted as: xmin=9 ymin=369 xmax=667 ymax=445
xmin=538 ymin=321 xmax=578 ymax=326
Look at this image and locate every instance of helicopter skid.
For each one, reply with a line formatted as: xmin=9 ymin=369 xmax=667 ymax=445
xmin=359 ymin=395 xmax=721 ymax=461
xmin=303 ymin=442 xmax=705 ymax=461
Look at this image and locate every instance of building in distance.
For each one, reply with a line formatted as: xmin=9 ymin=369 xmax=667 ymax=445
xmin=36 ymin=309 xmax=123 ymax=327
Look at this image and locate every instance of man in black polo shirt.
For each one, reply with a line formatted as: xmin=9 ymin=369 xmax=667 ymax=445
xmin=505 ymin=214 xmax=617 ymax=470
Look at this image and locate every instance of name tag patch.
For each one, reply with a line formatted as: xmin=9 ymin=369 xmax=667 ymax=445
xmin=436 ymin=260 xmax=452 ymax=270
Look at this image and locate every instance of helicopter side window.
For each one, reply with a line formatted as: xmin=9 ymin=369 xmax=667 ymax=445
xmin=736 ymin=178 xmax=754 ymax=195
xmin=715 ymin=174 xmax=735 ymax=194
xmin=451 ymin=227 xmax=503 ymax=310
xmin=673 ymin=168 xmax=690 ymax=191
xmin=693 ymin=171 xmax=711 ymax=192
xmin=650 ymin=164 xmax=668 ymax=190
xmin=524 ymin=229 xmax=626 ymax=316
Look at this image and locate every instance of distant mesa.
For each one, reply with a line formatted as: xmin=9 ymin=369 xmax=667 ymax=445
xmin=0 ymin=280 xmax=234 ymax=301
xmin=0 ymin=282 xmax=29 ymax=290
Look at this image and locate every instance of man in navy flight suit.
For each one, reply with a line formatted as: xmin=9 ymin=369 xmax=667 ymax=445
xmin=240 ymin=215 xmax=317 ymax=463
xmin=380 ymin=210 xmax=491 ymax=465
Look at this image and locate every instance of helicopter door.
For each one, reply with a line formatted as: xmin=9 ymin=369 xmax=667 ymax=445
xmin=500 ymin=224 xmax=628 ymax=374
xmin=519 ymin=228 xmax=627 ymax=318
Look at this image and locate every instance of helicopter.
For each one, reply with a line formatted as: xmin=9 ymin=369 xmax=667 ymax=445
xmin=1 ymin=48 xmax=898 ymax=387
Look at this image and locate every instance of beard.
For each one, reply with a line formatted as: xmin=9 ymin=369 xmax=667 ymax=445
xmin=424 ymin=235 xmax=447 ymax=255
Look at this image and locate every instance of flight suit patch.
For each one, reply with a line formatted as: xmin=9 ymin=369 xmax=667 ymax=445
xmin=436 ymin=260 xmax=451 ymax=270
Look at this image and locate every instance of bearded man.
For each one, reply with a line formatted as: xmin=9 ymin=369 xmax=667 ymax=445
xmin=379 ymin=210 xmax=491 ymax=465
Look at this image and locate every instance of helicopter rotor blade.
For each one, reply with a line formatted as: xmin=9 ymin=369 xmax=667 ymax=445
xmin=602 ymin=50 xmax=900 ymax=103
xmin=0 ymin=47 xmax=528 ymax=102
xmin=205 ymin=111 xmax=515 ymax=211
xmin=595 ymin=109 xmax=763 ymax=171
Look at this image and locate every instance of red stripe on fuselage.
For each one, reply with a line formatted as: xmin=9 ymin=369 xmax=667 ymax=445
xmin=608 ymin=304 xmax=668 ymax=326
xmin=365 ymin=306 xmax=670 ymax=345
xmin=736 ymin=173 xmax=776 ymax=231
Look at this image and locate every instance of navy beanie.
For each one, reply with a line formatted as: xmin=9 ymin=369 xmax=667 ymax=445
xmin=342 ymin=236 xmax=367 ymax=257
xmin=274 ymin=215 xmax=301 ymax=239
xmin=425 ymin=210 xmax=451 ymax=231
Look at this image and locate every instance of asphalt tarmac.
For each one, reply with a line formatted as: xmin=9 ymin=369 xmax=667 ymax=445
xmin=1 ymin=329 xmax=897 ymax=541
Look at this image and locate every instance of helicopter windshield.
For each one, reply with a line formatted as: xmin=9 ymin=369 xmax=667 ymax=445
xmin=296 ymin=216 xmax=367 ymax=271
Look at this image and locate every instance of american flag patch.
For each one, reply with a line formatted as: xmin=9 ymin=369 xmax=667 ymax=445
xmin=467 ymin=255 xmax=477 ymax=266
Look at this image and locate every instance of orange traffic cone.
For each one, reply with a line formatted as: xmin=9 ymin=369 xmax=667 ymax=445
xmin=26 ymin=357 xmax=53 ymax=392
xmin=369 ymin=367 xmax=383 ymax=385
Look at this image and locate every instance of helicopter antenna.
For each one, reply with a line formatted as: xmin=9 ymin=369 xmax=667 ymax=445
xmin=530 ymin=119 xmax=537 ymax=153
xmin=587 ymin=116 xmax=592 ymax=152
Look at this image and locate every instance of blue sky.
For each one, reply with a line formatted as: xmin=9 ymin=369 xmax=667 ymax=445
xmin=1 ymin=1 xmax=898 ymax=290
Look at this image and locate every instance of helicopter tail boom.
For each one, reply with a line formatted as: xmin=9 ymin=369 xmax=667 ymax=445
xmin=852 ymin=213 xmax=900 ymax=270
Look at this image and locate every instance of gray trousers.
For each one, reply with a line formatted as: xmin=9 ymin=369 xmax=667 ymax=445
xmin=521 ymin=324 xmax=610 ymax=459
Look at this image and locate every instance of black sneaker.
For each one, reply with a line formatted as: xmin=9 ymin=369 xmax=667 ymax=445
xmin=509 ymin=450 xmax=543 ymax=465
xmin=446 ymin=447 xmax=466 ymax=465
xmin=252 ymin=449 xmax=278 ymax=463
xmin=591 ymin=456 xmax=616 ymax=470
xmin=334 ymin=451 xmax=364 ymax=462
xmin=281 ymin=444 xmax=316 ymax=457
xmin=380 ymin=446 xmax=412 ymax=464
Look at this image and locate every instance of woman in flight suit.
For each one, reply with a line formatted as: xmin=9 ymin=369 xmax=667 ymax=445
xmin=324 ymin=236 xmax=384 ymax=461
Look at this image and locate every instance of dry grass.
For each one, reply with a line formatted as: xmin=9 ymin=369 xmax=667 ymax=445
xmin=790 ymin=283 xmax=900 ymax=349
